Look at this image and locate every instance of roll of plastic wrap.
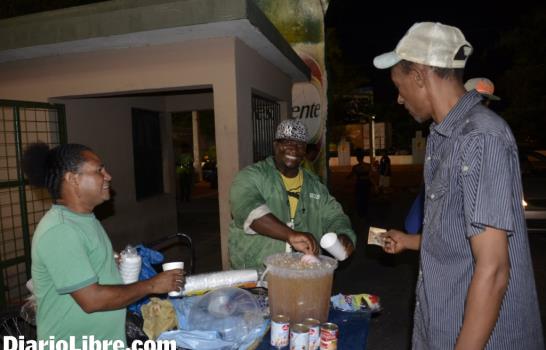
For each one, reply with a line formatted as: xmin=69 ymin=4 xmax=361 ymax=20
xmin=182 ymin=269 xmax=259 ymax=296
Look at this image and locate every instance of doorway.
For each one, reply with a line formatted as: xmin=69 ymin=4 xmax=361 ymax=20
xmin=171 ymin=109 xmax=221 ymax=273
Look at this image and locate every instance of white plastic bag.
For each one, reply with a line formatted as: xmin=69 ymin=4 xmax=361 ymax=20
xmin=20 ymin=279 xmax=36 ymax=326
xmin=119 ymin=245 xmax=142 ymax=284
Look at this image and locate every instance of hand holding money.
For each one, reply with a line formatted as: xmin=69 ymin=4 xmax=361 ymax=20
xmin=368 ymin=227 xmax=387 ymax=247
xmin=383 ymin=229 xmax=421 ymax=254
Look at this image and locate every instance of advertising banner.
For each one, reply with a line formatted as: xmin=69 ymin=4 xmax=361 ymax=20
xmin=255 ymin=0 xmax=330 ymax=179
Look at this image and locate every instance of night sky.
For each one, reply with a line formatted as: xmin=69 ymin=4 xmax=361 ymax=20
xmin=325 ymin=2 xmax=541 ymax=97
xmin=325 ymin=1 xmax=546 ymax=146
xmin=1 ymin=0 xmax=544 ymax=145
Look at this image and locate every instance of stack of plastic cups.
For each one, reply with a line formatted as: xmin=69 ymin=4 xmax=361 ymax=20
xmin=119 ymin=253 xmax=142 ymax=284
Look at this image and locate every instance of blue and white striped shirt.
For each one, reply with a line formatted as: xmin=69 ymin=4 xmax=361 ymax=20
xmin=414 ymin=91 xmax=544 ymax=349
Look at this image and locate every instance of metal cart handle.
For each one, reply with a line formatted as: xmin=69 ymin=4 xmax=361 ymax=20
xmin=145 ymin=232 xmax=195 ymax=275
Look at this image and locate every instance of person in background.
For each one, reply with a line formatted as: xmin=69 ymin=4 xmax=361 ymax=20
xmin=177 ymin=143 xmax=194 ymax=202
xmin=464 ymin=77 xmax=500 ymax=107
xmin=337 ymin=136 xmax=351 ymax=166
xmin=228 ymin=119 xmax=356 ymax=269
xmin=378 ymin=150 xmax=391 ymax=193
xmin=22 ymin=143 xmax=184 ymax=346
xmin=370 ymin=159 xmax=381 ymax=194
xmin=347 ymin=148 xmax=372 ymax=218
xmin=374 ymin=22 xmax=543 ymax=349
xmin=201 ymin=154 xmax=218 ymax=189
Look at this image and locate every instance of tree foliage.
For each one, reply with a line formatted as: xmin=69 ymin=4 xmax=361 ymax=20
xmin=493 ymin=9 xmax=546 ymax=148
xmin=325 ymin=27 xmax=370 ymax=127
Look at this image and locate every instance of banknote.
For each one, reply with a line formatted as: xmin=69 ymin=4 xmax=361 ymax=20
xmin=367 ymin=226 xmax=387 ymax=247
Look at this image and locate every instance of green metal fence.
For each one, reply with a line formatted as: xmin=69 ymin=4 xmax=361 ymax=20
xmin=0 ymin=100 xmax=66 ymax=309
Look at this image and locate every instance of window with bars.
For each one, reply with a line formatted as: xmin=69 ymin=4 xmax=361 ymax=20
xmin=0 ymin=100 xmax=65 ymax=309
xmin=252 ymin=95 xmax=280 ymax=162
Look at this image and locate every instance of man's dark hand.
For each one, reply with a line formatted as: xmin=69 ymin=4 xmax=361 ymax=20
xmin=288 ymin=231 xmax=319 ymax=255
xmin=338 ymin=234 xmax=355 ymax=257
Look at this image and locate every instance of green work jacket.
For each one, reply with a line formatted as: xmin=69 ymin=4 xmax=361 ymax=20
xmin=229 ymin=157 xmax=356 ymax=269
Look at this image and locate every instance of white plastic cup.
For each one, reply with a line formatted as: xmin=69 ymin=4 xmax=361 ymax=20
xmin=162 ymin=261 xmax=184 ymax=297
xmin=320 ymin=232 xmax=348 ymax=261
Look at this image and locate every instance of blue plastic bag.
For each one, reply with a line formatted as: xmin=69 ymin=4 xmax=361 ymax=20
xmin=405 ymin=186 xmax=425 ymax=234
xmin=157 ymin=330 xmax=235 ymax=350
xmin=328 ymin=307 xmax=371 ymax=350
xmin=127 ymin=244 xmax=164 ymax=315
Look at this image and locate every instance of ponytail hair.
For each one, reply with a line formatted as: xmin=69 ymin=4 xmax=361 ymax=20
xmin=22 ymin=143 xmax=92 ymax=201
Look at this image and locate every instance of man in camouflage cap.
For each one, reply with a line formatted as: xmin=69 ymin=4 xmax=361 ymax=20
xmin=228 ymin=119 xmax=356 ymax=269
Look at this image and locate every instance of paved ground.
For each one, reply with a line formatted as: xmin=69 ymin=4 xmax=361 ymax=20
xmin=175 ymin=165 xmax=546 ymax=349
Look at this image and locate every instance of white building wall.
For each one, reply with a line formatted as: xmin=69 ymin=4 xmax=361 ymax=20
xmin=52 ymin=96 xmax=177 ymax=250
xmin=233 ymin=38 xmax=293 ymax=167
xmin=212 ymin=38 xmax=292 ymax=268
xmin=0 ymin=37 xmax=296 ymax=268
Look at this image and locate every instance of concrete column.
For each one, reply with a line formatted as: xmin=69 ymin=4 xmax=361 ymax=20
xmin=212 ymin=82 xmax=245 ymax=270
xmin=192 ymin=110 xmax=202 ymax=181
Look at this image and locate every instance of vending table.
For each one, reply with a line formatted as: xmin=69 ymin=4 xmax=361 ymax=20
xmin=255 ymin=307 xmax=371 ymax=350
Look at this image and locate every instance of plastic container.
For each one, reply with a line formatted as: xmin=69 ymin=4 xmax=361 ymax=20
xmin=187 ymin=287 xmax=263 ymax=344
xmin=264 ymin=252 xmax=337 ymax=323
xmin=119 ymin=245 xmax=142 ymax=284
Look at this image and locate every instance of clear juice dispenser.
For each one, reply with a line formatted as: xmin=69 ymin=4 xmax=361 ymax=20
xmin=264 ymin=252 xmax=337 ymax=323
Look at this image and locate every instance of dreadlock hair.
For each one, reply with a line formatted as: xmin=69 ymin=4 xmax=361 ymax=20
xmin=22 ymin=143 xmax=92 ymax=202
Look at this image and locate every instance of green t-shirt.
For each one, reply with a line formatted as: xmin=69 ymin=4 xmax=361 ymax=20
xmin=31 ymin=205 xmax=126 ymax=345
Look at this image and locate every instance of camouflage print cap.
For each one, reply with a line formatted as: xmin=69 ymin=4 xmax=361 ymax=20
xmin=274 ymin=119 xmax=308 ymax=143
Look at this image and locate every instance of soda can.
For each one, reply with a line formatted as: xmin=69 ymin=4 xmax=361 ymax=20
xmin=302 ymin=318 xmax=320 ymax=350
xmin=319 ymin=322 xmax=338 ymax=350
xmin=271 ymin=314 xmax=290 ymax=348
xmin=290 ymin=323 xmax=310 ymax=350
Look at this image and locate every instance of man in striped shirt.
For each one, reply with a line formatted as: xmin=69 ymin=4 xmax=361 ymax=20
xmin=374 ymin=22 xmax=543 ymax=349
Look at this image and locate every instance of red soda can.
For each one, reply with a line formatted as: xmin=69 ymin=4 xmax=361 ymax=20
xmin=319 ymin=322 xmax=338 ymax=350
xmin=303 ymin=318 xmax=320 ymax=350
xmin=271 ymin=314 xmax=290 ymax=348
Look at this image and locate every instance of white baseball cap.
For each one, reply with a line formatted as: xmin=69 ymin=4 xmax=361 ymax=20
xmin=464 ymin=77 xmax=500 ymax=101
xmin=374 ymin=22 xmax=473 ymax=69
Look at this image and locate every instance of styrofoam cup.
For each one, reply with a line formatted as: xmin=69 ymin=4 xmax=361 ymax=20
xmin=162 ymin=261 xmax=184 ymax=297
xmin=320 ymin=232 xmax=348 ymax=261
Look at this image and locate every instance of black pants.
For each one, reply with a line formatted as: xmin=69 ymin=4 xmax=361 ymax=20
xmin=180 ymin=173 xmax=192 ymax=201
